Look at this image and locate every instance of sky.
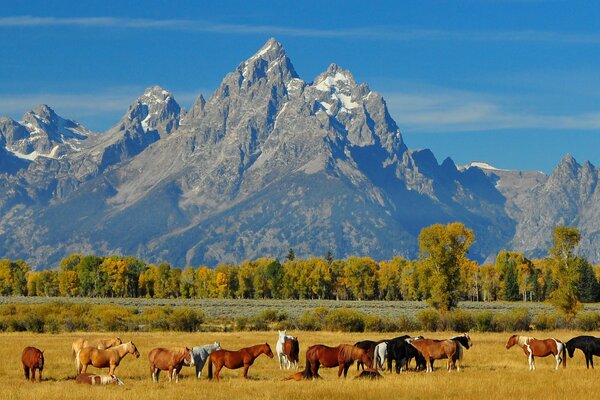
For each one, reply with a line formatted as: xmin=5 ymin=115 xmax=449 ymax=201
xmin=1 ymin=0 xmax=600 ymax=172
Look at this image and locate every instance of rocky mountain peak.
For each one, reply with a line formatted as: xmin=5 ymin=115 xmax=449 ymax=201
xmin=238 ymin=38 xmax=299 ymax=86
xmin=126 ymin=86 xmax=180 ymax=135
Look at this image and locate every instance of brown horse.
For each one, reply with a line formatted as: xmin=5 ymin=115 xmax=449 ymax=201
xmin=77 ymin=341 xmax=140 ymax=375
xmin=506 ymin=334 xmax=566 ymax=370
xmin=72 ymin=337 xmax=122 ymax=372
xmin=148 ymin=347 xmax=194 ymax=383
xmin=283 ymin=337 xmax=300 ymax=369
xmin=207 ymin=343 xmax=273 ymax=381
xmin=302 ymin=344 xmax=373 ymax=379
xmin=22 ymin=346 xmax=44 ymax=382
xmin=409 ymin=334 xmax=472 ymax=372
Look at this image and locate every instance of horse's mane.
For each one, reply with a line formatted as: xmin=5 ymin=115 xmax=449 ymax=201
xmin=450 ymin=334 xmax=471 ymax=349
xmin=517 ymin=335 xmax=536 ymax=347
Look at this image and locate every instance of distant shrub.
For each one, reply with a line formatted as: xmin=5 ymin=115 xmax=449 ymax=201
xmin=531 ymin=312 xmax=559 ymax=331
xmin=168 ymin=307 xmax=204 ymax=332
xmin=442 ymin=309 xmax=475 ymax=332
xmin=364 ymin=315 xmax=399 ymax=332
xmin=473 ymin=311 xmax=497 ymax=332
xmin=298 ymin=307 xmax=329 ymax=331
xmin=417 ymin=308 xmax=441 ymax=331
xmin=397 ymin=314 xmax=418 ymax=332
xmin=255 ymin=309 xmax=288 ymax=323
xmin=495 ymin=308 xmax=531 ymax=331
xmin=576 ymin=312 xmax=600 ymax=331
xmin=325 ymin=308 xmax=366 ymax=332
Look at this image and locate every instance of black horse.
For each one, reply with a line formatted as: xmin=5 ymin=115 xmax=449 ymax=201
xmin=387 ymin=335 xmax=426 ymax=373
xmin=354 ymin=340 xmax=380 ymax=370
xmin=566 ymin=335 xmax=600 ymax=368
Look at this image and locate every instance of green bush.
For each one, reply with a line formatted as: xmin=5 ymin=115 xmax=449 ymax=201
xmin=473 ymin=311 xmax=497 ymax=332
xmin=397 ymin=315 xmax=418 ymax=332
xmin=298 ymin=307 xmax=329 ymax=331
xmin=325 ymin=308 xmax=366 ymax=332
xmin=364 ymin=315 xmax=399 ymax=332
xmin=416 ymin=308 xmax=441 ymax=331
xmin=531 ymin=312 xmax=559 ymax=331
xmin=494 ymin=308 xmax=531 ymax=331
xmin=167 ymin=307 xmax=204 ymax=332
xmin=255 ymin=309 xmax=288 ymax=323
xmin=576 ymin=312 xmax=600 ymax=331
xmin=442 ymin=309 xmax=475 ymax=332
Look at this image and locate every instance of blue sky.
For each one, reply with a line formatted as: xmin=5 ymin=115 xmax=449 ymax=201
xmin=1 ymin=0 xmax=600 ymax=172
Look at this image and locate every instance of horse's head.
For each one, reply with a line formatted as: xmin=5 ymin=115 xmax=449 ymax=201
xmin=463 ymin=333 xmax=473 ymax=349
xmin=110 ymin=375 xmax=125 ymax=385
xmin=506 ymin=335 xmax=517 ymax=349
xmin=38 ymin=350 xmax=45 ymax=369
xmin=278 ymin=330 xmax=286 ymax=340
xmin=566 ymin=341 xmax=576 ymax=358
xmin=184 ymin=347 xmax=195 ymax=366
xmin=128 ymin=342 xmax=140 ymax=358
xmin=264 ymin=343 xmax=274 ymax=358
xmin=115 ymin=337 xmax=123 ymax=346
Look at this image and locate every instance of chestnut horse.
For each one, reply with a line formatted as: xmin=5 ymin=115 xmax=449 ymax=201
xmin=283 ymin=337 xmax=300 ymax=369
xmin=207 ymin=343 xmax=274 ymax=381
xmin=77 ymin=341 xmax=140 ymax=375
xmin=302 ymin=344 xmax=373 ymax=379
xmin=409 ymin=334 xmax=472 ymax=372
xmin=72 ymin=337 xmax=122 ymax=370
xmin=148 ymin=347 xmax=194 ymax=383
xmin=22 ymin=346 xmax=44 ymax=382
xmin=506 ymin=334 xmax=566 ymax=370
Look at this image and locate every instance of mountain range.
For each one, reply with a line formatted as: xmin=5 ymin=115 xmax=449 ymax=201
xmin=1 ymin=38 xmax=599 ymax=269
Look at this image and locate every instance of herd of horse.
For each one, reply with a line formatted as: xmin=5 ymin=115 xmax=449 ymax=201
xmin=19 ymin=332 xmax=600 ymax=384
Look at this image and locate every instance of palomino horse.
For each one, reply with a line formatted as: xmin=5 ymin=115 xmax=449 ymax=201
xmin=207 ymin=343 xmax=274 ymax=381
xmin=22 ymin=346 xmax=44 ymax=382
xmin=301 ymin=344 xmax=373 ymax=379
xmin=148 ymin=347 xmax=194 ymax=383
xmin=409 ymin=334 xmax=472 ymax=372
xmin=71 ymin=337 xmax=122 ymax=372
xmin=77 ymin=341 xmax=140 ymax=375
xmin=191 ymin=342 xmax=221 ymax=378
xmin=283 ymin=337 xmax=300 ymax=369
xmin=566 ymin=335 xmax=600 ymax=369
xmin=75 ymin=373 xmax=124 ymax=385
xmin=506 ymin=335 xmax=566 ymax=370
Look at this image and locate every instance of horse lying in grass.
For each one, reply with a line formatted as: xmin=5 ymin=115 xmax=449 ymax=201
xmin=566 ymin=335 xmax=600 ymax=369
xmin=148 ymin=347 xmax=194 ymax=383
xmin=506 ymin=334 xmax=566 ymax=371
xmin=207 ymin=343 xmax=274 ymax=382
xmin=22 ymin=346 xmax=44 ymax=382
xmin=75 ymin=373 xmax=124 ymax=385
xmin=77 ymin=341 xmax=140 ymax=375
xmin=191 ymin=342 xmax=221 ymax=378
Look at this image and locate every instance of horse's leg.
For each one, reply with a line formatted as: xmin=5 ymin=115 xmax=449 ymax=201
xmin=590 ymin=354 xmax=594 ymax=369
xmin=167 ymin=367 xmax=173 ymax=382
xmin=278 ymin=353 xmax=283 ymax=369
xmin=214 ymin=363 xmax=223 ymax=382
xmin=344 ymin=363 xmax=352 ymax=378
xmin=81 ymin=363 xmax=88 ymax=374
xmin=243 ymin=363 xmax=250 ymax=379
xmin=109 ymin=364 xmax=116 ymax=376
xmin=38 ymin=367 xmax=42 ymax=382
xmin=31 ymin=367 xmax=36 ymax=382
xmin=23 ymin=366 xmax=29 ymax=380
xmin=555 ymin=353 xmax=561 ymax=370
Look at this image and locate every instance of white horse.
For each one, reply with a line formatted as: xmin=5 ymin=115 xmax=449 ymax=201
xmin=373 ymin=341 xmax=387 ymax=370
xmin=190 ymin=342 xmax=221 ymax=378
xmin=276 ymin=330 xmax=296 ymax=369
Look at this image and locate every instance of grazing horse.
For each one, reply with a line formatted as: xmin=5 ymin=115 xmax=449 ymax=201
xmin=191 ymin=342 xmax=221 ymax=378
xmin=22 ymin=346 xmax=44 ymax=382
xmin=354 ymin=340 xmax=378 ymax=371
xmin=72 ymin=337 xmax=122 ymax=371
xmin=77 ymin=341 xmax=140 ymax=375
xmin=207 ymin=343 xmax=274 ymax=381
xmin=283 ymin=337 xmax=300 ymax=369
xmin=302 ymin=344 xmax=373 ymax=379
xmin=387 ymin=335 xmax=426 ymax=373
xmin=409 ymin=334 xmax=472 ymax=372
xmin=506 ymin=334 xmax=566 ymax=371
xmin=148 ymin=347 xmax=194 ymax=383
xmin=566 ymin=335 xmax=600 ymax=368
xmin=373 ymin=341 xmax=387 ymax=370
xmin=276 ymin=330 xmax=296 ymax=369
xmin=75 ymin=373 xmax=124 ymax=385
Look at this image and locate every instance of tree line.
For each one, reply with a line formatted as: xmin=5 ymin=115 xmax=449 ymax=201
xmin=2 ymin=223 xmax=598 ymax=315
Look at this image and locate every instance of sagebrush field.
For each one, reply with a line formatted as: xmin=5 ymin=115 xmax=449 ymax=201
xmin=0 ymin=329 xmax=597 ymax=400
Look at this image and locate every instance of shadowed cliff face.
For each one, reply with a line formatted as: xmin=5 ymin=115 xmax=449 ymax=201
xmin=7 ymin=38 xmax=598 ymax=268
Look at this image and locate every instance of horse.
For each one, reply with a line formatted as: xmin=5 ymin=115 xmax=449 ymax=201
xmin=207 ymin=343 xmax=274 ymax=381
xmin=302 ymin=344 xmax=373 ymax=379
xmin=191 ymin=342 xmax=221 ymax=378
xmin=506 ymin=334 xmax=566 ymax=371
xmin=75 ymin=373 xmax=124 ymax=385
xmin=354 ymin=340 xmax=379 ymax=371
xmin=283 ymin=337 xmax=300 ymax=369
xmin=22 ymin=346 xmax=44 ymax=382
xmin=566 ymin=335 xmax=600 ymax=368
xmin=276 ymin=330 xmax=295 ymax=369
xmin=72 ymin=337 xmax=122 ymax=371
xmin=387 ymin=335 xmax=426 ymax=373
xmin=373 ymin=341 xmax=387 ymax=370
xmin=409 ymin=334 xmax=472 ymax=372
xmin=148 ymin=347 xmax=194 ymax=383
xmin=77 ymin=341 xmax=140 ymax=375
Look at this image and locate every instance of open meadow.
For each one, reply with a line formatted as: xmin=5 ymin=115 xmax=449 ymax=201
xmin=1 ymin=330 xmax=598 ymax=400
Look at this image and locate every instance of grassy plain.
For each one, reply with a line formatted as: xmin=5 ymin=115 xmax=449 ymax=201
xmin=0 ymin=330 xmax=597 ymax=400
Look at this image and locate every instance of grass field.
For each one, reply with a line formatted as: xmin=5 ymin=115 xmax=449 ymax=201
xmin=0 ymin=329 xmax=597 ymax=400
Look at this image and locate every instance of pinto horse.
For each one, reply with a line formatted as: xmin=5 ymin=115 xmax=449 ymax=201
xmin=409 ymin=334 xmax=472 ymax=372
xmin=566 ymin=335 xmax=600 ymax=368
xmin=302 ymin=344 xmax=372 ymax=379
xmin=207 ymin=343 xmax=274 ymax=381
xmin=506 ymin=335 xmax=566 ymax=370
xmin=283 ymin=337 xmax=300 ymax=369
xmin=22 ymin=346 xmax=44 ymax=382
xmin=72 ymin=337 xmax=122 ymax=371
xmin=77 ymin=341 xmax=140 ymax=375
xmin=148 ymin=347 xmax=194 ymax=383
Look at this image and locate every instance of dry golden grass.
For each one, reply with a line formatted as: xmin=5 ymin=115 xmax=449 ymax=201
xmin=0 ymin=330 xmax=597 ymax=400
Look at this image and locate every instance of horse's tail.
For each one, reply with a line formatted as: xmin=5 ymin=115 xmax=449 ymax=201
xmin=207 ymin=356 xmax=213 ymax=380
xmin=561 ymin=341 xmax=567 ymax=368
xmin=76 ymin=349 xmax=82 ymax=375
xmin=301 ymin=352 xmax=313 ymax=379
